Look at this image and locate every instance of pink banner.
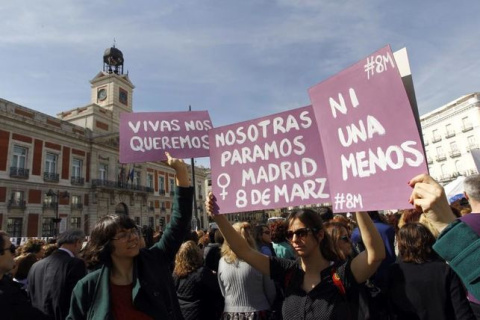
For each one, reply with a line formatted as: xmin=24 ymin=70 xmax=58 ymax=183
xmin=209 ymin=105 xmax=330 ymax=214
xmin=119 ymin=111 xmax=212 ymax=163
xmin=308 ymin=45 xmax=427 ymax=212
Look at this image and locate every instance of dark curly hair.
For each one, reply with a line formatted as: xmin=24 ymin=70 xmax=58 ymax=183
xmin=21 ymin=239 xmax=45 ymax=256
xmin=270 ymin=220 xmax=288 ymax=243
xmin=81 ymin=214 xmax=136 ymax=269
xmin=14 ymin=253 xmax=37 ymax=280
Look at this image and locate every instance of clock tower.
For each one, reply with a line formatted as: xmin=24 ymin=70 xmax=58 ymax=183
xmin=58 ymin=45 xmax=135 ymax=133
xmin=90 ymin=45 xmax=135 ymax=120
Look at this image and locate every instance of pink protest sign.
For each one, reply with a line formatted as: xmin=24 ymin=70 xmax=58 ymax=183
xmin=209 ymin=105 xmax=330 ymax=214
xmin=119 ymin=111 xmax=212 ymax=163
xmin=308 ymin=45 xmax=427 ymax=212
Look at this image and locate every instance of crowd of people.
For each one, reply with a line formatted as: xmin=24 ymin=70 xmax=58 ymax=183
xmin=1 ymin=155 xmax=479 ymax=319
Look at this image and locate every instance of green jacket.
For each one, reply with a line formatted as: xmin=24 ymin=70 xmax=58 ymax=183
xmin=67 ymin=186 xmax=193 ymax=320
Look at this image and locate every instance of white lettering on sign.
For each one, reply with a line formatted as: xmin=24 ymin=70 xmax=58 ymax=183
xmin=364 ymin=52 xmax=395 ymax=80
xmin=334 ymin=193 xmax=363 ymax=210
xmin=328 ymin=87 xmax=424 ymax=183
xmin=215 ymin=109 xmax=330 ymax=209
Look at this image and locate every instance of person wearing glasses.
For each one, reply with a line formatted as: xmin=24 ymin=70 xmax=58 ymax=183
xmin=0 ymin=231 xmax=50 ymax=320
xmin=323 ymin=221 xmax=353 ymax=262
xmin=68 ymin=152 xmax=193 ymax=320
xmin=206 ymin=193 xmax=385 ymax=320
xmin=253 ymin=224 xmax=276 ymax=257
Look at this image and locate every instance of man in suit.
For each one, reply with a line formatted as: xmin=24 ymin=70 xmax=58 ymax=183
xmin=28 ymin=228 xmax=87 ymax=320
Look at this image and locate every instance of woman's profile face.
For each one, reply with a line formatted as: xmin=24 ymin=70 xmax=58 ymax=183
xmin=110 ymin=228 xmax=141 ymax=260
xmin=337 ymin=227 xmax=352 ymax=258
xmin=287 ymin=218 xmax=319 ymax=258
xmin=261 ymin=227 xmax=272 ymax=244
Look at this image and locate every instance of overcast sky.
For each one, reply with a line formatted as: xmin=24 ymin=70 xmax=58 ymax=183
xmin=1 ymin=1 xmax=479 ymax=166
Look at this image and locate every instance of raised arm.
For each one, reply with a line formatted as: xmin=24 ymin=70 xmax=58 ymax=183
xmin=408 ymin=173 xmax=456 ymax=234
xmin=154 ymin=152 xmax=193 ymax=259
xmin=350 ymin=211 xmax=386 ymax=283
xmin=165 ymin=152 xmax=189 ymax=187
xmin=206 ymin=193 xmax=270 ymax=276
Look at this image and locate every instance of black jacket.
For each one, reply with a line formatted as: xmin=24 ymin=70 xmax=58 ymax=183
xmin=0 ymin=275 xmax=51 ymax=320
xmin=174 ymin=266 xmax=223 ymax=320
xmin=28 ymin=249 xmax=87 ymax=320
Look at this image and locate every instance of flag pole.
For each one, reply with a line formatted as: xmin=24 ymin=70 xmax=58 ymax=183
xmin=189 ymin=105 xmax=199 ymax=230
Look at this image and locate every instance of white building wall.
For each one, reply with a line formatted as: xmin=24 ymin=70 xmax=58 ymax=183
xmin=421 ymin=93 xmax=480 ymax=184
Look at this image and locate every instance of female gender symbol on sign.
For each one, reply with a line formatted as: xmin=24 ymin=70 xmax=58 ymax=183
xmin=216 ymin=173 xmax=231 ymax=200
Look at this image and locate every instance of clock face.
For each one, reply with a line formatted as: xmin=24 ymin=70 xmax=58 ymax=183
xmin=119 ymin=90 xmax=128 ymax=105
xmin=97 ymin=89 xmax=107 ymax=101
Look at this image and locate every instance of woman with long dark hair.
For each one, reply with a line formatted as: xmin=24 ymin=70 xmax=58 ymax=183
xmin=207 ymin=193 xmax=385 ymax=320
xmin=68 ymin=152 xmax=193 ymax=320
xmin=323 ymin=221 xmax=353 ymax=262
xmin=386 ymin=223 xmax=475 ymax=319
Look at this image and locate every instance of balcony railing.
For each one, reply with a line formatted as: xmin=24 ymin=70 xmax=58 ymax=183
xmin=42 ymin=202 xmax=58 ymax=210
xmin=449 ymin=150 xmax=461 ymax=158
xmin=9 ymin=167 xmax=29 ymax=179
xmin=159 ymin=189 xmax=166 ymax=195
xmin=8 ymin=199 xmax=26 ymax=210
xmin=432 ymin=135 xmax=442 ymax=143
xmin=169 ymin=191 xmax=175 ymax=196
xmin=71 ymin=176 xmax=85 ymax=186
xmin=91 ymin=179 xmax=154 ymax=193
xmin=71 ymin=203 xmax=83 ymax=210
xmin=469 ymin=143 xmax=479 ymax=150
xmin=462 ymin=125 xmax=473 ymax=132
xmin=43 ymin=172 xmax=59 ymax=182
xmin=438 ymin=175 xmax=452 ymax=183
xmin=445 ymin=131 xmax=456 ymax=139
xmin=436 ymin=154 xmax=447 ymax=162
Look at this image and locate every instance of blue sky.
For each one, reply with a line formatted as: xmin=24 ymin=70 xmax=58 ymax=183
xmin=1 ymin=1 xmax=479 ymax=166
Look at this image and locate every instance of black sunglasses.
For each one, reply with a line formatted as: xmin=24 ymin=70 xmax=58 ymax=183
xmin=0 ymin=244 xmax=16 ymax=254
xmin=286 ymin=228 xmax=316 ymax=241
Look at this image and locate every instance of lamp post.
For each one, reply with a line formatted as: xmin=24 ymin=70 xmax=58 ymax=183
xmin=47 ymin=189 xmax=69 ymax=238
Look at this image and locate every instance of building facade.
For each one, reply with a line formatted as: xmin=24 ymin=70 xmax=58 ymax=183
xmin=0 ymin=47 xmax=209 ymax=238
xmin=421 ymin=93 xmax=480 ymax=184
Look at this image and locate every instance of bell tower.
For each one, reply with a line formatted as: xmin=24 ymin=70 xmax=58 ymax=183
xmin=90 ymin=44 xmax=135 ymax=118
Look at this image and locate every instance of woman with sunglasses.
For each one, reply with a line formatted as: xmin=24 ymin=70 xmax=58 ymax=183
xmin=68 ymin=152 xmax=193 ymax=320
xmin=0 ymin=231 xmax=50 ymax=320
xmin=324 ymin=221 xmax=353 ymax=262
xmin=206 ymin=193 xmax=385 ymax=319
xmin=253 ymin=224 xmax=276 ymax=257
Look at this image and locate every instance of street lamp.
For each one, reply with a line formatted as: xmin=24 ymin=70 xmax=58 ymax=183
xmin=47 ymin=189 xmax=69 ymax=238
